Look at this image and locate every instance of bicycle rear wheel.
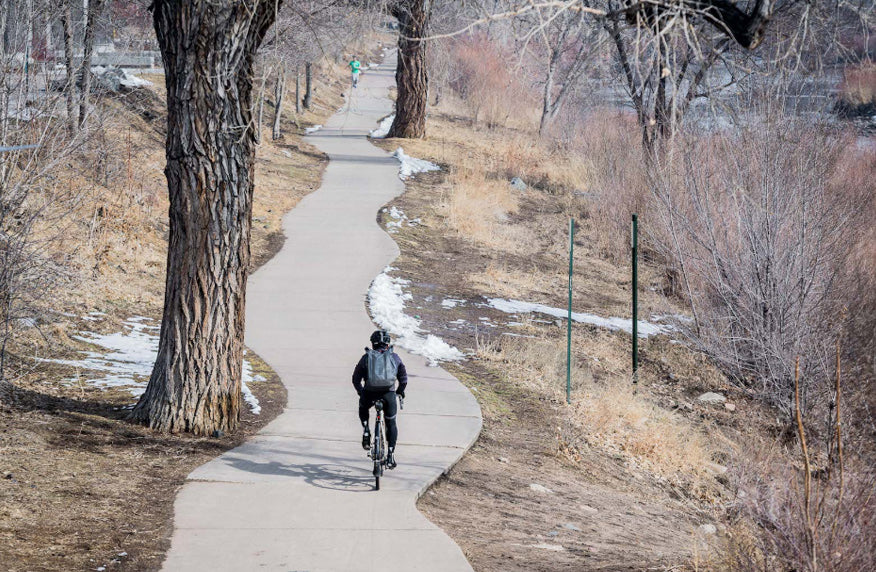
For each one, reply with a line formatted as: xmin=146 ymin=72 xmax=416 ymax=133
xmin=372 ymin=417 xmax=383 ymax=490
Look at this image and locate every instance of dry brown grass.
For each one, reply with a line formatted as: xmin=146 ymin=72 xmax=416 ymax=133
xmin=439 ymin=169 xmax=542 ymax=254
xmin=468 ymin=262 xmax=564 ymax=300
xmin=476 ymin=334 xmax=717 ymax=489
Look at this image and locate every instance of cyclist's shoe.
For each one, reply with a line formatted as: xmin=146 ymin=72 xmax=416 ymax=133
xmin=362 ymin=429 xmax=371 ymax=450
xmin=386 ymin=448 xmax=397 ymax=470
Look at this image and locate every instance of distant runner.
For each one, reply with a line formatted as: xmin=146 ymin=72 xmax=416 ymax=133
xmin=350 ymin=56 xmax=362 ymax=88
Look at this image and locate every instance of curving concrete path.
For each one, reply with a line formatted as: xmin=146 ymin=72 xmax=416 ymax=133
xmin=160 ymin=54 xmax=482 ymax=571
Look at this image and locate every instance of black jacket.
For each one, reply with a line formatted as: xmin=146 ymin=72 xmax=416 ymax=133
xmin=352 ymin=348 xmax=408 ymax=395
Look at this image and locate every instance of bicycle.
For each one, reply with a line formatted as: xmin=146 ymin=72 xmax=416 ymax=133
xmin=367 ymin=395 xmax=403 ymax=490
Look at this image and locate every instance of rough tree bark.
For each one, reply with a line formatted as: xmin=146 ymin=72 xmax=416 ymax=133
xmin=0 ymin=2 xmax=6 ymax=56
xmin=62 ymin=0 xmax=76 ymax=130
xmin=303 ymin=61 xmax=312 ymax=109
xmin=272 ymin=64 xmax=285 ymax=140
xmin=131 ymin=0 xmax=280 ymax=435
xmin=295 ymin=65 xmax=301 ymax=113
xmin=387 ymin=0 xmax=430 ymax=138
xmin=77 ymin=0 xmax=104 ymax=129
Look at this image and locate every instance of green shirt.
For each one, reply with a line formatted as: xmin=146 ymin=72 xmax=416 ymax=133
xmin=350 ymin=60 xmax=361 ymax=74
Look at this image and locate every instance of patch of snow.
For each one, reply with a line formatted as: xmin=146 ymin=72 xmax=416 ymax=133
xmin=392 ymin=147 xmax=440 ymax=180
xmin=370 ymin=114 xmax=395 ymax=138
xmin=39 ymin=316 xmax=261 ymax=412
xmin=119 ymin=72 xmax=152 ymax=88
xmin=441 ymin=298 xmax=466 ymax=309
xmin=384 ymin=206 xmax=421 ymax=234
xmin=240 ymin=360 xmax=262 ymax=415
xmin=305 ymin=125 xmax=322 ymax=134
xmin=368 ymin=269 xmax=464 ymax=366
xmin=487 ymin=298 xmax=672 ymax=338
xmin=92 ymin=66 xmax=153 ymax=88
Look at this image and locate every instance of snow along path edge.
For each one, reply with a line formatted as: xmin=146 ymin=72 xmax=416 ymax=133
xmin=159 ymin=50 xmax=480 ymax=572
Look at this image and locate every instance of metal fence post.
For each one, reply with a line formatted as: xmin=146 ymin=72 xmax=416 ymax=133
xmin=632 ymin=213 xmax=639 ymax=384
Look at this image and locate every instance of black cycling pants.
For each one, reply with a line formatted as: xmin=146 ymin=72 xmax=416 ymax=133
xmin=359 ymin=390 xmax=398 ymax=448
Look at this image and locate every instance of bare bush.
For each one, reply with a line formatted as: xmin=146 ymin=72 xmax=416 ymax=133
xmin=571 ymin=110 xmax=649 ymax=260
xmin=727 ymin=360 xmax=876 ymax=571
xmin=0 ymin=6 xmax=89 ymax=395
xmin=648 ymin=122 xmax=865 ymax=415
xmin=449 ymin=35 xmax=534 ymax=128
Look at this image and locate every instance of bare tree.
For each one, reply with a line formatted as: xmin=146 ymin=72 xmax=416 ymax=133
xmin=77 ymin=0 xmax=104 ymax=129
xmin=0 ymin=2 xmax=87 ymax=401
xmin=62 ymin=0 xmax=77 ymax=129
xmin=132 ymin=0 xmax=282 ymax=435
xmin=531 ymin=8 xmax=597 ymax=135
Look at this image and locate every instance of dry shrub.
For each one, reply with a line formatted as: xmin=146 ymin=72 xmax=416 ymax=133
xmin=830 ymin=144 xmax=876 ymax=386
xmin=727 ymin=374 xmax=876 ymax=572
xmin=648 ymin=123 xmax=867 ymax=417
xmin=838 ymin=63 xmax=876 ymax=106
xmin=477 ymin=335 xmax=714 ymax=486
xmin=449 ymin=35 xmax=535 ymax=129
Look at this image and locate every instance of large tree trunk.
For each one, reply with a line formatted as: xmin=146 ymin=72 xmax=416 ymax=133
xmin=388 ymin=0 xmax=429 ymax=139
xmin=303 ymin=61 xmax=312 ymax=109
xmin=0 ymin=1 xmax=6 ymax=56
xmin=295 ymin=65 xmax=301 ymax=113
xmin=131 ymin=0 xmax=279 ymax=435
xmin=62 ymin=0 xmax=76 ymax=130
xmin=0 ymin=1 xmax=7 ymax=142
xmin=272 ymin=64 xmax=285 ymax=140
xmin=77 ymin=0 xmax=103 ymax=129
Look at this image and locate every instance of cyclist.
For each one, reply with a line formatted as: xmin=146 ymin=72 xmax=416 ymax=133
xmin=349 ymin=56 xmax=362 ymax=88
xmin=352 ymin=330 xmax=407 ymax=469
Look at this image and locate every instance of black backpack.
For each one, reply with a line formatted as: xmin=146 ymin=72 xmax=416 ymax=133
xmin=364 ymin=347 xmax=397 ymax=391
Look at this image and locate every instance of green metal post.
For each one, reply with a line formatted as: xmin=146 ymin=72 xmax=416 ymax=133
xmin=631 ymin=213 xmax=639 ymax=384
xmin=567 ymin=218 xmax=574 ymax=404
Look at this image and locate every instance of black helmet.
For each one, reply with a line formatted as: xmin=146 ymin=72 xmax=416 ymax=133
xmin=370 ymin=329 xmax=391 ymax=347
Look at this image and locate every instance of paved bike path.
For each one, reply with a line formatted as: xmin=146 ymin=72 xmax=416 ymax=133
xmin=161 ymin=55 xmax=482 ymax=571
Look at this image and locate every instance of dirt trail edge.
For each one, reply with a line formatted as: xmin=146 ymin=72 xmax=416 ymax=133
xmin=159 ymin=53 xmax=482 ymax=571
